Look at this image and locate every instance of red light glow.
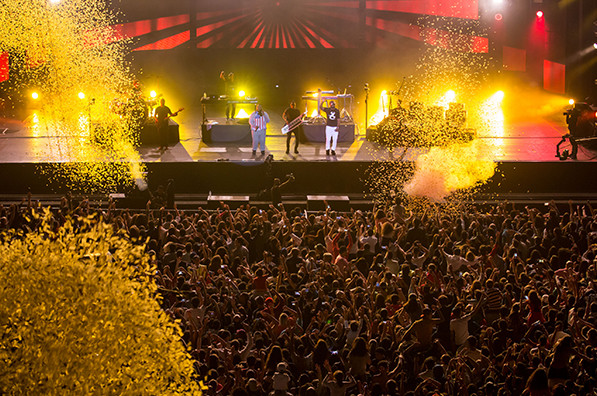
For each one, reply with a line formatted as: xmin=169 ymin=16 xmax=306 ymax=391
xmin=536 ymin=10 xmax=543 ymax=18
xmin=0 ymin=52 xmax=8 ymax=83
xmin=494 ymin=13 xmax=502 ymax=21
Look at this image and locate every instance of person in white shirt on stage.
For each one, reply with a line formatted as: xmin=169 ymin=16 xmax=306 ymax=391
xmin=320 ymin=99 xmax=341 ymax=156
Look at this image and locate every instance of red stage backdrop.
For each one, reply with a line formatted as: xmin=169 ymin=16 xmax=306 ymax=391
xmin=110 ymin=0 xmax=484 ymax=52
xmin=0 ymin=52 xmax=8 ymax=83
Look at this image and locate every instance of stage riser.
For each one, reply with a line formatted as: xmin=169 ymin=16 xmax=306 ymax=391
xmin=139 ymin=121 xmax=180 ymax=146
xmin=0 ymin=162 xmax=595 ymax=197
xmin=299 ymin=124 xmax=355 ymax=143
xmin=201 ymin=124 xmax=355 ymax=144
xmin=202 ymin=124 xmax=251 ymax=144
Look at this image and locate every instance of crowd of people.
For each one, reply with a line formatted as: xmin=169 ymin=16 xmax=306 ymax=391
xmin=2 ymin=194 xmax=597 ymax=396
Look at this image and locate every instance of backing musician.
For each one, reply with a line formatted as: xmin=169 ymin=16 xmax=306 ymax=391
xmin=154 ymin=98 xmax=181 ymax=151
xmin=282 ymin=101 xmax=302 ymax=154
xmin=220 ymin=71 xmax=236 ymax=121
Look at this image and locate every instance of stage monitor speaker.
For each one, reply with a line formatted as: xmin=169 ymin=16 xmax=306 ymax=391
xmin=207 ymin=195 xmax=250 ymax=210
xmin=307 ymin=195 xmax=350 ymax=212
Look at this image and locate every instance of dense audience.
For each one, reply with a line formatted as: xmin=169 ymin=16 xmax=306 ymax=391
xmin=2 ymin=194 xmax=597 ymax=396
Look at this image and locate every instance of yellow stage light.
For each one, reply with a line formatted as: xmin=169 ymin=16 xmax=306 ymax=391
xmin=380 ymin=90 xmax=387 ymax=96
xmin=446 ymin=90 xmax=456 ymax=102
xmin=31 ymin=92 xmax=39 ymax=100
xmin=435 ymin=90 xmax=456 ymax=109
xmin=493 ymin=91 xmax=504 ymax=102
xmin=150 ymin=90 xmax=157 ymax=98
xmin=311 ymin=109 xmax=319 ymax=118
xmin=569 ymin=99 xmax=575 ymax=105
xmin=238 ymin=90 xmax=246 ymax=98
xmin=78 ymin=92 xmax=85 ymax=100
xmin=236 ymin=109 xmax=250 ymax=119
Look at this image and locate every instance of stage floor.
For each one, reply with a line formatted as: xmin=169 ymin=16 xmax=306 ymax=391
xmin=1 ymin=111 xmax=596 ymax=163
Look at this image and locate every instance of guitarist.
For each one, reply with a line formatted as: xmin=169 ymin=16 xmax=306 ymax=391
xmin=154 ymin=98 xmax=181 ymax=151
xmin=282 ymin=101 xmax=302 ymax=155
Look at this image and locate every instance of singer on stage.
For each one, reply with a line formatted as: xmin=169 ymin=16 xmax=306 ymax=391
xmin=249 ymin=104 xmax=270 ymax=156
xmin=220 ymin=71 xmax=236 ymax=121
xmin=320 ymin=99 xmax=341 ymax=156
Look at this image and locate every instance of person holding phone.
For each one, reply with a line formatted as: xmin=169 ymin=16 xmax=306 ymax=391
xmin=526 ymin=290 xmax=545 ymax=326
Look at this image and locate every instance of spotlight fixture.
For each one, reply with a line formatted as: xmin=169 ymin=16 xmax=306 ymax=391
xmin=31 ymin=92 xmax=39 ymax=100
xmin=78 ymin=92 xmax=86 ymax=99
xmin=536 ymin=10 xmax=543 ymax=18
xmin=150 ymin=90 xmax=157 ymax=98
xmin=593 ymin=43 xmax=597 ymax=49
xmin=238 ymin=90 xmax=246 ymax=97
xmin=569 ymin=99 xmax=575 ymax=105
xmin=495 ymin=13 xmax=503 ymax=21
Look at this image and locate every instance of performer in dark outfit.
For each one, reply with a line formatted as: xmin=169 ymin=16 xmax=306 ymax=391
xmin=320 ymin=99 xmax=341 ymax=156
xmin=220 ymin=71 xmax=236 ymax=121
xmin=154 ymin=98 xmax=180 ymax=151
xmin=282 ymin=101 xmax=302 ymax=154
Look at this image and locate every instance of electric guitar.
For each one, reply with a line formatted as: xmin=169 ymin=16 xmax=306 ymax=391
xmin=155 ymin=107 xmax=184 ymax=124
xmin=169 ymin=107 xmax=184 ymax=119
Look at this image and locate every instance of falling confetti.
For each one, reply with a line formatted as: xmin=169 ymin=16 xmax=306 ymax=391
xmin=364 ymin=15 xmax=498 ymax=211
xmin=404 ymin=140 xmax=497 ymax=202
xmin=0 ymin=0 xmax=145 ymax=192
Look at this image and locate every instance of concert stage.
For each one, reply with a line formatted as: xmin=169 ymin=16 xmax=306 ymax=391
xmin=1 ymin=111 xmax=597 ymax=202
